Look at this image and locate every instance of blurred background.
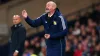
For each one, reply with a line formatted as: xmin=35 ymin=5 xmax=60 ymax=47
xmin=0 ymin=0 xmax=100 ymax=56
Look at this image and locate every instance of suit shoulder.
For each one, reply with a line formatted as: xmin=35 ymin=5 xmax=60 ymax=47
xmin=19 ymin=26 xmax=26 ymax=31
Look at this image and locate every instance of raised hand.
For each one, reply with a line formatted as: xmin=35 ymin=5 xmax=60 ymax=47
xmin=22 ymin=10 xmax=28 ymax=18
xmin=44 ymin=34 xmax=50 ymax=39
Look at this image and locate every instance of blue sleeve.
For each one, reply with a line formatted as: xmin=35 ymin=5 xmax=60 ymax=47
xmin=50 ymin=16 xmax=68 ymax=39
xmin=25 ymin=15 xmax=43 ymax=27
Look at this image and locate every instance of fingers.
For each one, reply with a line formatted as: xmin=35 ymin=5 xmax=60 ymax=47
xmin=44 ymin=34 xmax=47 ymax=38
xmin=44 ymin=34 xmax=48 ymax=37
xmin=22 ymin=9 xmax=28 ymax=18
xmin=22 ymin=10 xmax=26 ymax=14
xmin=44 ymin=34 xmax=50 ymax=39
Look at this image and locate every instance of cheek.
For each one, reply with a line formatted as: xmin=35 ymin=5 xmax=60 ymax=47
xmin=50 ymin=7 xmax=54 ymax=11
xmin=47 ymin=6 xmax=52 ymax=10
xmin=13 ymin=20 xmax=16 ymax=23
xmin=16 ymin=20 xmax=20 ymax=23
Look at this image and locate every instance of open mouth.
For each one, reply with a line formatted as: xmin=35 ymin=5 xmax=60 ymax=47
xmin=45 ymin=8 xmax=50 ymax=13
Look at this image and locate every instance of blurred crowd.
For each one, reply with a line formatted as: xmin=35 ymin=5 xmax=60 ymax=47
xmin=23 ymin=3 xmax=100 ymax=56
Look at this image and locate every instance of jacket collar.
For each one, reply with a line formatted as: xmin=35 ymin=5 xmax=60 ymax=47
xmin=14 ymin=23 xmax=22 ymax=28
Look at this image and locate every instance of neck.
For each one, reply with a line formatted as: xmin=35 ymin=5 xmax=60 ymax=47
xmin=48 ymin=10 xmax=55 ymax=17
xmin=14 ymin=22 xmax=21 ymax=25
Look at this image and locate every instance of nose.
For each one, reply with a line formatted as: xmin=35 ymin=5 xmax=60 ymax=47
xmin=46 ymin=6 xmax=49 ymax=9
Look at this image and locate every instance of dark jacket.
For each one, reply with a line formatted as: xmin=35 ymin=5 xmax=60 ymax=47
xmin=10 ymin=23 xmax=26 ymax=56
xmin=25 ymin=8 xmax=68 ymax=56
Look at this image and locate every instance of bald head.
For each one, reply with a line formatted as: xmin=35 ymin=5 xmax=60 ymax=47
xmin=13 ymin=15 xmax=20 ymax=18
xmin=45 ymin=1 xmax=57 ymax=13
xmin=13 ymin=15 xmax=21 ymax=25
xmin=46 ymin=1 xmax=57 ymax=9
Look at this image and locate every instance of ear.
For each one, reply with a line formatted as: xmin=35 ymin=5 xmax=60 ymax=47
xmin=52 ymin=6 xmax=56 ymax=10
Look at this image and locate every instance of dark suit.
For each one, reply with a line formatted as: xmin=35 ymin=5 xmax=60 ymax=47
xmin=9 ymin=23 xmax=26 ymax=56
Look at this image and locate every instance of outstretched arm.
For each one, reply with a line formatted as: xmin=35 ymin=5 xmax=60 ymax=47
xmin=22 ymin=10 xmax=43 ymax=27
xmin=25 ymin=16 xmax=43 ymax=27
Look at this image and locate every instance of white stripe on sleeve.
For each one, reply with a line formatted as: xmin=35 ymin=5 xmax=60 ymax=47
xmin=59 ymin=16 xmax=66 ymax=30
